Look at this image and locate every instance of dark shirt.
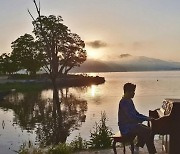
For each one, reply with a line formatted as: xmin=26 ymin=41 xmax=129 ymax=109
xmin=118 ymin=97 xmax=149 ymax=135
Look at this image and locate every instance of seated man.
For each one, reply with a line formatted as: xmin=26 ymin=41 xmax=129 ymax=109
xmin=118 ymin=83 xmax=156 ymax=154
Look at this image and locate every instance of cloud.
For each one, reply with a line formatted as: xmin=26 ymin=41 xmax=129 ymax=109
xmin=86 ymin=40 xmax=107 ymax=48
xmin=119 ymin=54 xmax=132 ymax=58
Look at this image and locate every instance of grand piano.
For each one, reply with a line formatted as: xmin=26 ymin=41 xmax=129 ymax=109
xmin=149 ymin=99 xmax=180 ymax=154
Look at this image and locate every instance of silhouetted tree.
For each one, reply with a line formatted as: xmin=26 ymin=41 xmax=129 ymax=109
xmin=0 ymin=53 xmax=20 ymax=74
xmin=11 ymin=33 xmax=44 ymax=75
xmin=28 ymin=0 xmax=86 ymax=97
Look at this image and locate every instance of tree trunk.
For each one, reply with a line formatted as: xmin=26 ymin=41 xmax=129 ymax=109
xmin=52 ymin=88 xmax=68 ymax=144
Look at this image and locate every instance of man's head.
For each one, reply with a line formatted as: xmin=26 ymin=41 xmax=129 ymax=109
xmin=123 ymin=83 xmax=136 ymax=98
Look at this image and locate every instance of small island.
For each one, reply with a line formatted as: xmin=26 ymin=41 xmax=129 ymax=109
xmin=8 ymin=74 xmax=105 ymax=86
xmin=0 ymin=73 xmax=105 ymax=92
xmin=55 ymin=74 xmax=105 ymax=87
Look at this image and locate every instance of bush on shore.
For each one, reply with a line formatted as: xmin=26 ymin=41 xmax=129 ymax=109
xmin=88 ymin=112 xmax=113 ymax=149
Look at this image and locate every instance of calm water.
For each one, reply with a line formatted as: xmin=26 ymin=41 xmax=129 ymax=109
xmin=1 ymin=71 xmax=180 ymax=153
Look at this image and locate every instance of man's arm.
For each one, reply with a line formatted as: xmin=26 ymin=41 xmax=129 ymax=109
xmin=135 ymin=110 xmax=151 ymax=121
xmin=121 ymin=99 xmax=149 ymax=123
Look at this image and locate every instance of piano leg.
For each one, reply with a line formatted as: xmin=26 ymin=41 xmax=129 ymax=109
xmin=161 ymin=135 xmax=169 ymax=153
xmin=162 ymin=135 xmax=165 ymax=151
xmin=165 ymin=135 xmax=168 ymax=153
xmin=161 ymin=135 xmax=167 ymax=152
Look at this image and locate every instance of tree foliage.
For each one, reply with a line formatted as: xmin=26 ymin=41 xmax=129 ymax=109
xmin=0 ymin=53 xmax=19 ymax=75
xmin=11 ymin=33 xmax=44 ymax=75
xmin=1 ymin=0 xmax=86 ymax=84
xmin=32 ymin=14 xmax=86 ymax=79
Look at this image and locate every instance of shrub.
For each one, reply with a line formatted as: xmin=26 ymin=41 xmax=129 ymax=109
xmin=48 ymin=143 xmax=72 ymax=154
xmin=18 ymin=142 xmax=44 ymax=154
xmin=70 ymin=134 xmax=88 ymax=151
xmin=88 ymin=112 xmax=113 ymax=149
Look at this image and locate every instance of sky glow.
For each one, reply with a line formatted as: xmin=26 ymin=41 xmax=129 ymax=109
xmin=1 ymin=0 xmax=180 ymax=62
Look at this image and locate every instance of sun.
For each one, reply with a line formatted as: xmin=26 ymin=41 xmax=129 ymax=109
xmin=86 ymin=49 xmax=101 ymax=59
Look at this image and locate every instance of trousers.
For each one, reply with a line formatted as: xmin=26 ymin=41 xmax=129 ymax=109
xmin=129 ymin=123 xmax=157 ymax=154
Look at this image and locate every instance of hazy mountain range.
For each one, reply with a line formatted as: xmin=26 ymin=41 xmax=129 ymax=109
xmin=71 ymin=54 xmax=180 ymax=73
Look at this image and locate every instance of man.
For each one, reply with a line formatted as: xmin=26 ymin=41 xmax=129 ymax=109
xmin=118 ymin=83 xmax=156 ymax=154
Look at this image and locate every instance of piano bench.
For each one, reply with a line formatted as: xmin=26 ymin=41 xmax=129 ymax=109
xmin=111 ymin=132 xmax=135 ymax=154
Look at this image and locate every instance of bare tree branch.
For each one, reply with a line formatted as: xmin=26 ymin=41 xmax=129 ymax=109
xmin=27 ymin=9 xmax=35 ymax=21
xmin=39 ymin=0 xmax=41 ymax=15
xmin=33 ymin=0 xmax=41 ymax=17
xmin=32 ymin=0 xmax=53 ymax=70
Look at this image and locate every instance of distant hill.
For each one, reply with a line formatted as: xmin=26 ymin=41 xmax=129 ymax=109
xmin=71 ymin=54 xmax=180 ymax=73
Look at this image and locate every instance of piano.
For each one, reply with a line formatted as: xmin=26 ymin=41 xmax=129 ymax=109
xmin=149 ymin=99 xmax=180 ymax=154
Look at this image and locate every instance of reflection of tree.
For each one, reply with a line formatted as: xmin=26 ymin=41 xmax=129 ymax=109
xmin=0 ymin=88 xmax=87 ymax=146
xmin=1 ymin=92 xmax=40 ymax=130
xmin=36 ymin=89 xmax=87 ymax=145
xmin=73 ymin=86 xmax=88 ymax=93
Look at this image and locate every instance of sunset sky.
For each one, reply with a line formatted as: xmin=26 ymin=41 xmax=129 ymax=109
xmin=1 ymin=0 xmax=180 ymax=62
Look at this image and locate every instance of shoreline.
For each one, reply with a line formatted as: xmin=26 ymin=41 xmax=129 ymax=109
xmin=0 ymin=76 xmax=105 ymax=84
xmin=74 ymin=138 xmax=166 ymax=154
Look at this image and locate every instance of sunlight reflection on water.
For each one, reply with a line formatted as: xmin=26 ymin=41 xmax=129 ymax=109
xmin=91 ymin=85 xmax=96 ymax=97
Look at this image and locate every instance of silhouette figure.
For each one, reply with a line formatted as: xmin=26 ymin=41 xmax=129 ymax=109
xmin=118 ymin=83 xmax=156 ymax=154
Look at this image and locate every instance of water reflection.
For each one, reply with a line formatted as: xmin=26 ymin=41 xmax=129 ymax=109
xmin=0 ymin=87 xmax=87 ymax=146
xmin=91 ymin=85 xmax=96 ymax=97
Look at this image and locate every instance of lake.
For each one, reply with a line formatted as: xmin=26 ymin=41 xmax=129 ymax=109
xmin=1 ymin=71 xmax=180 ymax=153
